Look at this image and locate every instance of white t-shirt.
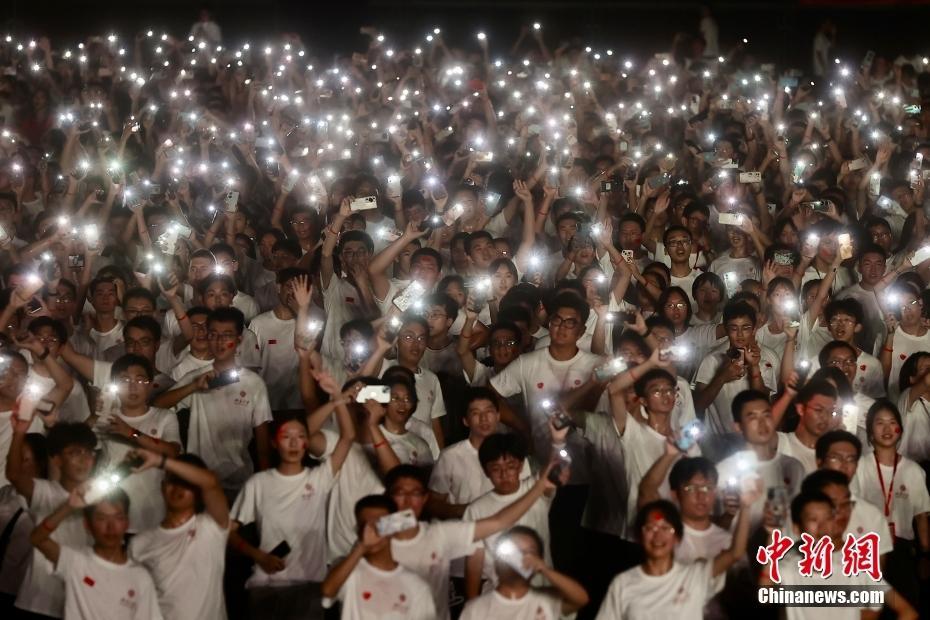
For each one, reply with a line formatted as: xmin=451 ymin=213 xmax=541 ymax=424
xmin=129 ymin=513 xmax=229 ymax=620
xmin=676 ymin=523 xmax=731 ymax=565
xmin=162 ymin=311 xmax=261 ymax=369
xmin=26 ymin=366 xmax=91 ymax=425
xmin=491 ymin=347 xmax=603 ymax=482
xmin=846 ymin=495 xmax=894 ymax=556
xmin=249 ymin=310 xmax=302 ymax=410
xmin=580 ymin=412 xmax=630 ymax=538
xmin=717 ymin=450 xmax=805 ymax=532
xmin=708 ymin=253 xmax=760 ymax=293
xmin=801 ymin=264 xmax=855 ymax=297
xmin=776 ymin=432 xmax=818 ymax=475
xmin=71 ymin=321 xmax=125 ymax=360
xmin=55 ymin=546 xmax=162 ymax=620
xmin=175 ymin=366 xmax=273 ymax=491
xmin=321 ymin=276 xmax=364 ymax=361
xmin=899 ymin=391 xmax=930 ymax=463
xmin=378 ymin=425 xmax=434 ymax=467
xmin=429 ymin=439 xmax=531 ymax=507
xmin=463 ymin=477 xmax=551 ymax=589
xmin=851 ymin=455 xmax=930 ymax=541
xmin=460 ymin=588 xmax=563 ymax=620
xmin=96 ymin=408 xmax=180 ymax=532
xmin=91 ymin=360 xmax=174 ymax=396
xmin=596 ymin=560 xmax=723 ymax=620
xmin=320 ymin=430 xmax=384 ymax=563
xmin=327 ymin=558 xmax=436 ymax=620
xmin=169 ymin=350 xmax=213 ymax=381
xmin=779 ymin=550 xmax=888 ymax=620
xmin=231 ymin=465 xmax=336 ymax=585
xmin=887 ymin=326 xmax=930 ymax=401
xmin=695 ymin=344 xmax=779 ymax=436
xmin=15 ymin=480 xmax=93 ymax=617
xmin=382 ymin=362 xmax=446 ymax=458
xmin=391 ymin=520 xmax=476 ymax=620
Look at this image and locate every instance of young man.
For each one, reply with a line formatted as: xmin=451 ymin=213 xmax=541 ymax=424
xmin=798 ymin=219 xmax=856 ymax=293
xmin=765 ymin=484 xmax=917 ymax=620
xmin=663 ymin=225 xmax=702 ymax=306
xmin=61 ymin=315 xmax=176 ymax=398
xmin=321 ymin=495 xmax=436 ymax=619
xmin=99 ymin=288 xmax=161 ymax=361
xmin=128 ymin=451 xmax=230 ymax=620
xmin=69 ymin=276 xmax=123 ymax=359
xmin=819 ymin=299 xmax=885 ymax=398
xmin=385 ymin=460 xmax=561 ymax=619
xmin=459 ymin=526 xmax=589 ymax=619
xmin=90 ymin=354 xmax=181 ymax=532
xmin=153 ymin=307 xmax=272 ymax=496
xmin=880 ymin=283 xmax=930 ymax=401
xmin=421 ymin=293 xmax=463 ymax=379
xmin=777 ymin=380 xmax=839 ymax=474
xmin=169 ymin=306 xmax=213 ymax=380
xmin=715 ymin=390 xmax=805 ymax=530
xmin=428 ymin=388 xmax=531 ymax=519
xmin=694 ymin=301 xmax=778 ymax=446
xmin=209 ymin=242 xmax=261 ymax=319
xmin=835 ymin=243 xmax=890 ymax=353
xmin=368 ymin=228 xmax=443 ymax=316
xmin=463 ymin=433 xmax=563 ymax=599
xmin=819 ymin=340 xmax=877 ymax=437
xmin=490 ymin=292 xmax=603 ymax=471
xmin=249 ymin=267 xmax=307 ymax=411
xmin=29 ymin=488 xmax=163 ymax=620
xmin=7 ymin=422 xmax=96 ymax=618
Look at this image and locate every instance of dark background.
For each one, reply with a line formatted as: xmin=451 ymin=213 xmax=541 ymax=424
xmin=2 ymin=1 xmax=929 ymax=71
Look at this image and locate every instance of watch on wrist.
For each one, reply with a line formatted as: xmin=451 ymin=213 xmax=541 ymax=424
xmin=131 ymin=430 xmax=142 ymax=441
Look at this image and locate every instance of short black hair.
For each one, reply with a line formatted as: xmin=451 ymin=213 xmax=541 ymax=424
xmin=864 ymin=399 xmax=903 ymax=445
xmin=163 ymin=453 xmax=210 ymax=512
xmin=412 ymin=247 xmax=443 ymax=272
xmin=354 ymin=494 xmax=398 ymax=521
xmin=464 ymin=230 xmax=494 ymax=255
xmin=208 ymin=242 xmax=237 ymax=260
xmin=122 ymin=287 xmax=157 ymax=309
xmin=818 ymin=340 xmax=857 ymax=368
xmin=124 ymin=315 xmax=162 ymax=342
xmin=83 ymin=487 xmax=130 ymax=520
xmin=790 ymin=490 xmax=834 ymax=526
xmin=731 ymin=389 xmax=771 ymax=424
xmin=498 ymin=525 xmax=545 ymax=558
xmin=47 ymin=422 xmax=97 ymax=457
xmin=27 ymin=316 xmax=68 ymax=344
xmin=381 ymin=367 xmax=419 ymax=411
xmin=478 ymin=433 xmax=528 ymax=470
xmin=88 ymin=276 xmax=118 ymax=297
xmin=669 ymin=457 xmax=718 ymax=491
xmin=464 ymin=386 xmax=499 ymax=412
xmin=723 ymin=300 xmax=757 ymax=326
xmin=207 ymin=307 xmax=245 ymax=335
xmin=800 ymin=468 xmax=850 ymax=494
xmin=547 ymin=291 xmax=591 ymax=325
xmin=425 ymin=292 xmax=458 ymax=318
xmin=199 ymin=273 xmax=238 ymax=296
xmin=383 ymin=464 xmax=429 ymax=495
xmin=815 ymin=430 xmax=862 ymax=462
xmin=824 ymin=298 xmax=864 ymax=326
xmin=111 ymin=354 xmax=155 ymax=381
xmin=796 ymin=379 xmax=838 ymax=405
xmin=633 ymin=368 xmax=676 ymax=398
xmin=340 ymin=318 xmax=375 ymax=341
xmin=634 ymin=499 xmax=683 ymax=540
xmin=275 ymin=267 xmax=308 ymax=286
xmin=24 ymin=433 xmax=49 ymax=479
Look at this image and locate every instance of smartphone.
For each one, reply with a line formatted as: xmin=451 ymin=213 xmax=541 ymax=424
xmin=473 ymin=151 xmax=494 ymax=163
xmin=386 ymin=175 xmax=402 ymax=197
xmin=207 ymin=369 xmax=241 ymax=390
xmin=68 ymin=254 xmax=85 ymax=269
xmin=224 ymin=191 xmax=239 ymax=213
xmin=718 ymin=212 xmax=744 ymax=226
xmin=26 ymin=298 xmax=43 ymax=314
xmin=594 ymin=357 xmax=628 ymax=383
xmin=393 ymin=281 xmax=426 ymax=312
xmin=738 ymin=171 xmax=761 ymax=184
xmin=547 ymin=449 xmax=572 ymax=488
xmin=767 ymin=486 xmax=789 ymax=524
xmin=773 ymin=250 xmax=795 ymax=266
xmin=778 ymin=76 xmax=799 ymax=89
xmin=647 ymin=173 xmax=670 ymax=190
xmin=376 ymin=509 xmax=418 ymax=537
xmin=350 ymin=196 xmax=379 ymax=211
xmin=838 ymin=233 xmax=853 ymax=260
xmin=600 ymin=179 xmax=617 ymax=192
xmin=911 ymin=245 xmax=930 ymax=266
xmin=483 ymin=191 xmax=502 ymax=215
xmin=727 ymin=347 xmax=745 ymax=366
xmin=801 ymin=200 xmax=830 ymax=213
xmin=418 ymin=213 xmax=445 ymax=232
xmin=269 ymin=541 xmax=291 ymax=558
xmin=546 ymin=167 xmax=561 ymax=188
xmin=147 ymin=183 xmax=162 ymax=196
xmin=356 ymin=385 xmax=390 ymax=404
xmin=904 ymin=104 xmax=922 ymax=116
xmin=861 ymin=50 xmax=875 ymax=72
xmin=676 ymin=420 xmax=704 ymax=452
xmin=847 ymin=157 xmax=868 ymax=171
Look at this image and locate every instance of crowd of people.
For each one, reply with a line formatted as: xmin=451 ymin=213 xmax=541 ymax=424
xmin=0 ymin=7 xmax=929 ymax=620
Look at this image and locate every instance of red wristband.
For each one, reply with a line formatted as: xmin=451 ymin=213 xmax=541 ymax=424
xmin=373 ymin=440 xmax=387 ymax=449
xmin=42 ymin=520 xmax=55 ymax=532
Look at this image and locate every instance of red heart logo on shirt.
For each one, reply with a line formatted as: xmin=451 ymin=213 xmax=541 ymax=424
xmin=362 ymin=592 xmax=371 ymax=600
xmin=900 ymin=354 xmax=907 ymax=360
xmin=860 ymin=364 xmax=866 ymax=371
xmin=83 ymin=576 xmax=95 ymax=587
xmin=537 ymin=382 xmax=544 ymax=389
xmin=269 ymin=339 xmax=278 ymax=345
xmin=574 ymin=379 xmax=581 ymax=385
xmin=399 ymin=594 xmax=406 ymax=602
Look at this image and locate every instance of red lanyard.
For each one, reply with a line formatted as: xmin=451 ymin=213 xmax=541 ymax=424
xmin=874 ymin=452 xmax=899 ymax=518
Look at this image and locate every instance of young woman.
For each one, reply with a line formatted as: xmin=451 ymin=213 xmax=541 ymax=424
xmin=596 ymin=497 xmax=755 ymax=619
xmin=691 ymin=272 xmax=726 ymax=326
xmin=371 ymin=369 xmax=434 ymax=467
xmin=756 ymin=277 xmax=799 ymax=358
xmin=879 ymin=283 xmax=930 ymax=401
xmin=229 ymin=394 xmax=355 ymax=618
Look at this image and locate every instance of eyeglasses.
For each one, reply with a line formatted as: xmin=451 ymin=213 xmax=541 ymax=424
xmin=664 ymin=302 xmax=688 ymax=310
xmin=126 ymin=338 xmax=155 ymax=348
xmin=191 ymin=322 xmax=208 ymax=332
xmin=391 ymin=490 xmax=425 ymax=499
xmin=824 ymin=453 xmax=858 ymax=465
xmin=650 ymin=387 xmax=676 ymax=398
xmin=425 ymin=312 xmax=447 ymax=321
xmin=390 ymin=395 xmax=413 ymax=405
xmin=490 ymin=339 xmax=518 ymax=348
xmin=829 ymin=317 xmax=855 ymax=326
xmin=117 ymin=376 xmax=151 ymax=386
xmin=549 ymin=315 xmax=580 ymax=330
xmin=642 ymin=522 xmax=676 ymax=535
xmin=399 ymin=334 xmax=427 ymax=343
xmin=666 ymin=238 xmax=692 ymax=248
xmin=52 ymin=296 xmax=75 ymax=304
xmin=901 ymin=299 xmax=923 ymax=311
xmin=871 ymin=231 xmax=891 ymax=240
xmin=37 ymin=335 xmax=60 ymax=344
xmin=828 ymin=358 xmax=857 ymax=368
xmin=681 ymin=484 xmax=715 ymax=494
xmin=834 ymin=499 xmax=856 ymax=514
xmin=341 ymin=250 xmax=369 ymax=259
xmin=62 ymin=447 xmax=94 ymax=459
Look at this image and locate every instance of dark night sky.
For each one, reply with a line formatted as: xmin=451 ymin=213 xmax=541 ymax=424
xmin=2 ymin=1 xmax=929 ymax=70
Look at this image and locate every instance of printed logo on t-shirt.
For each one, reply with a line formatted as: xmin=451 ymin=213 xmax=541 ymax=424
xmin=302 ymin=483 xmax=316 ymax=498
xmin=269 ymin=339 xmax=278 ymax=345
xmin=234 ymin=391 xmax=251 ymax=406
xmin=83 ymin=576 xmax=95 ymax=587
xmin=119 ymin=588 xmax=138 ymax=613
xmin=672 ymin=585 xmax=690 ymax=605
